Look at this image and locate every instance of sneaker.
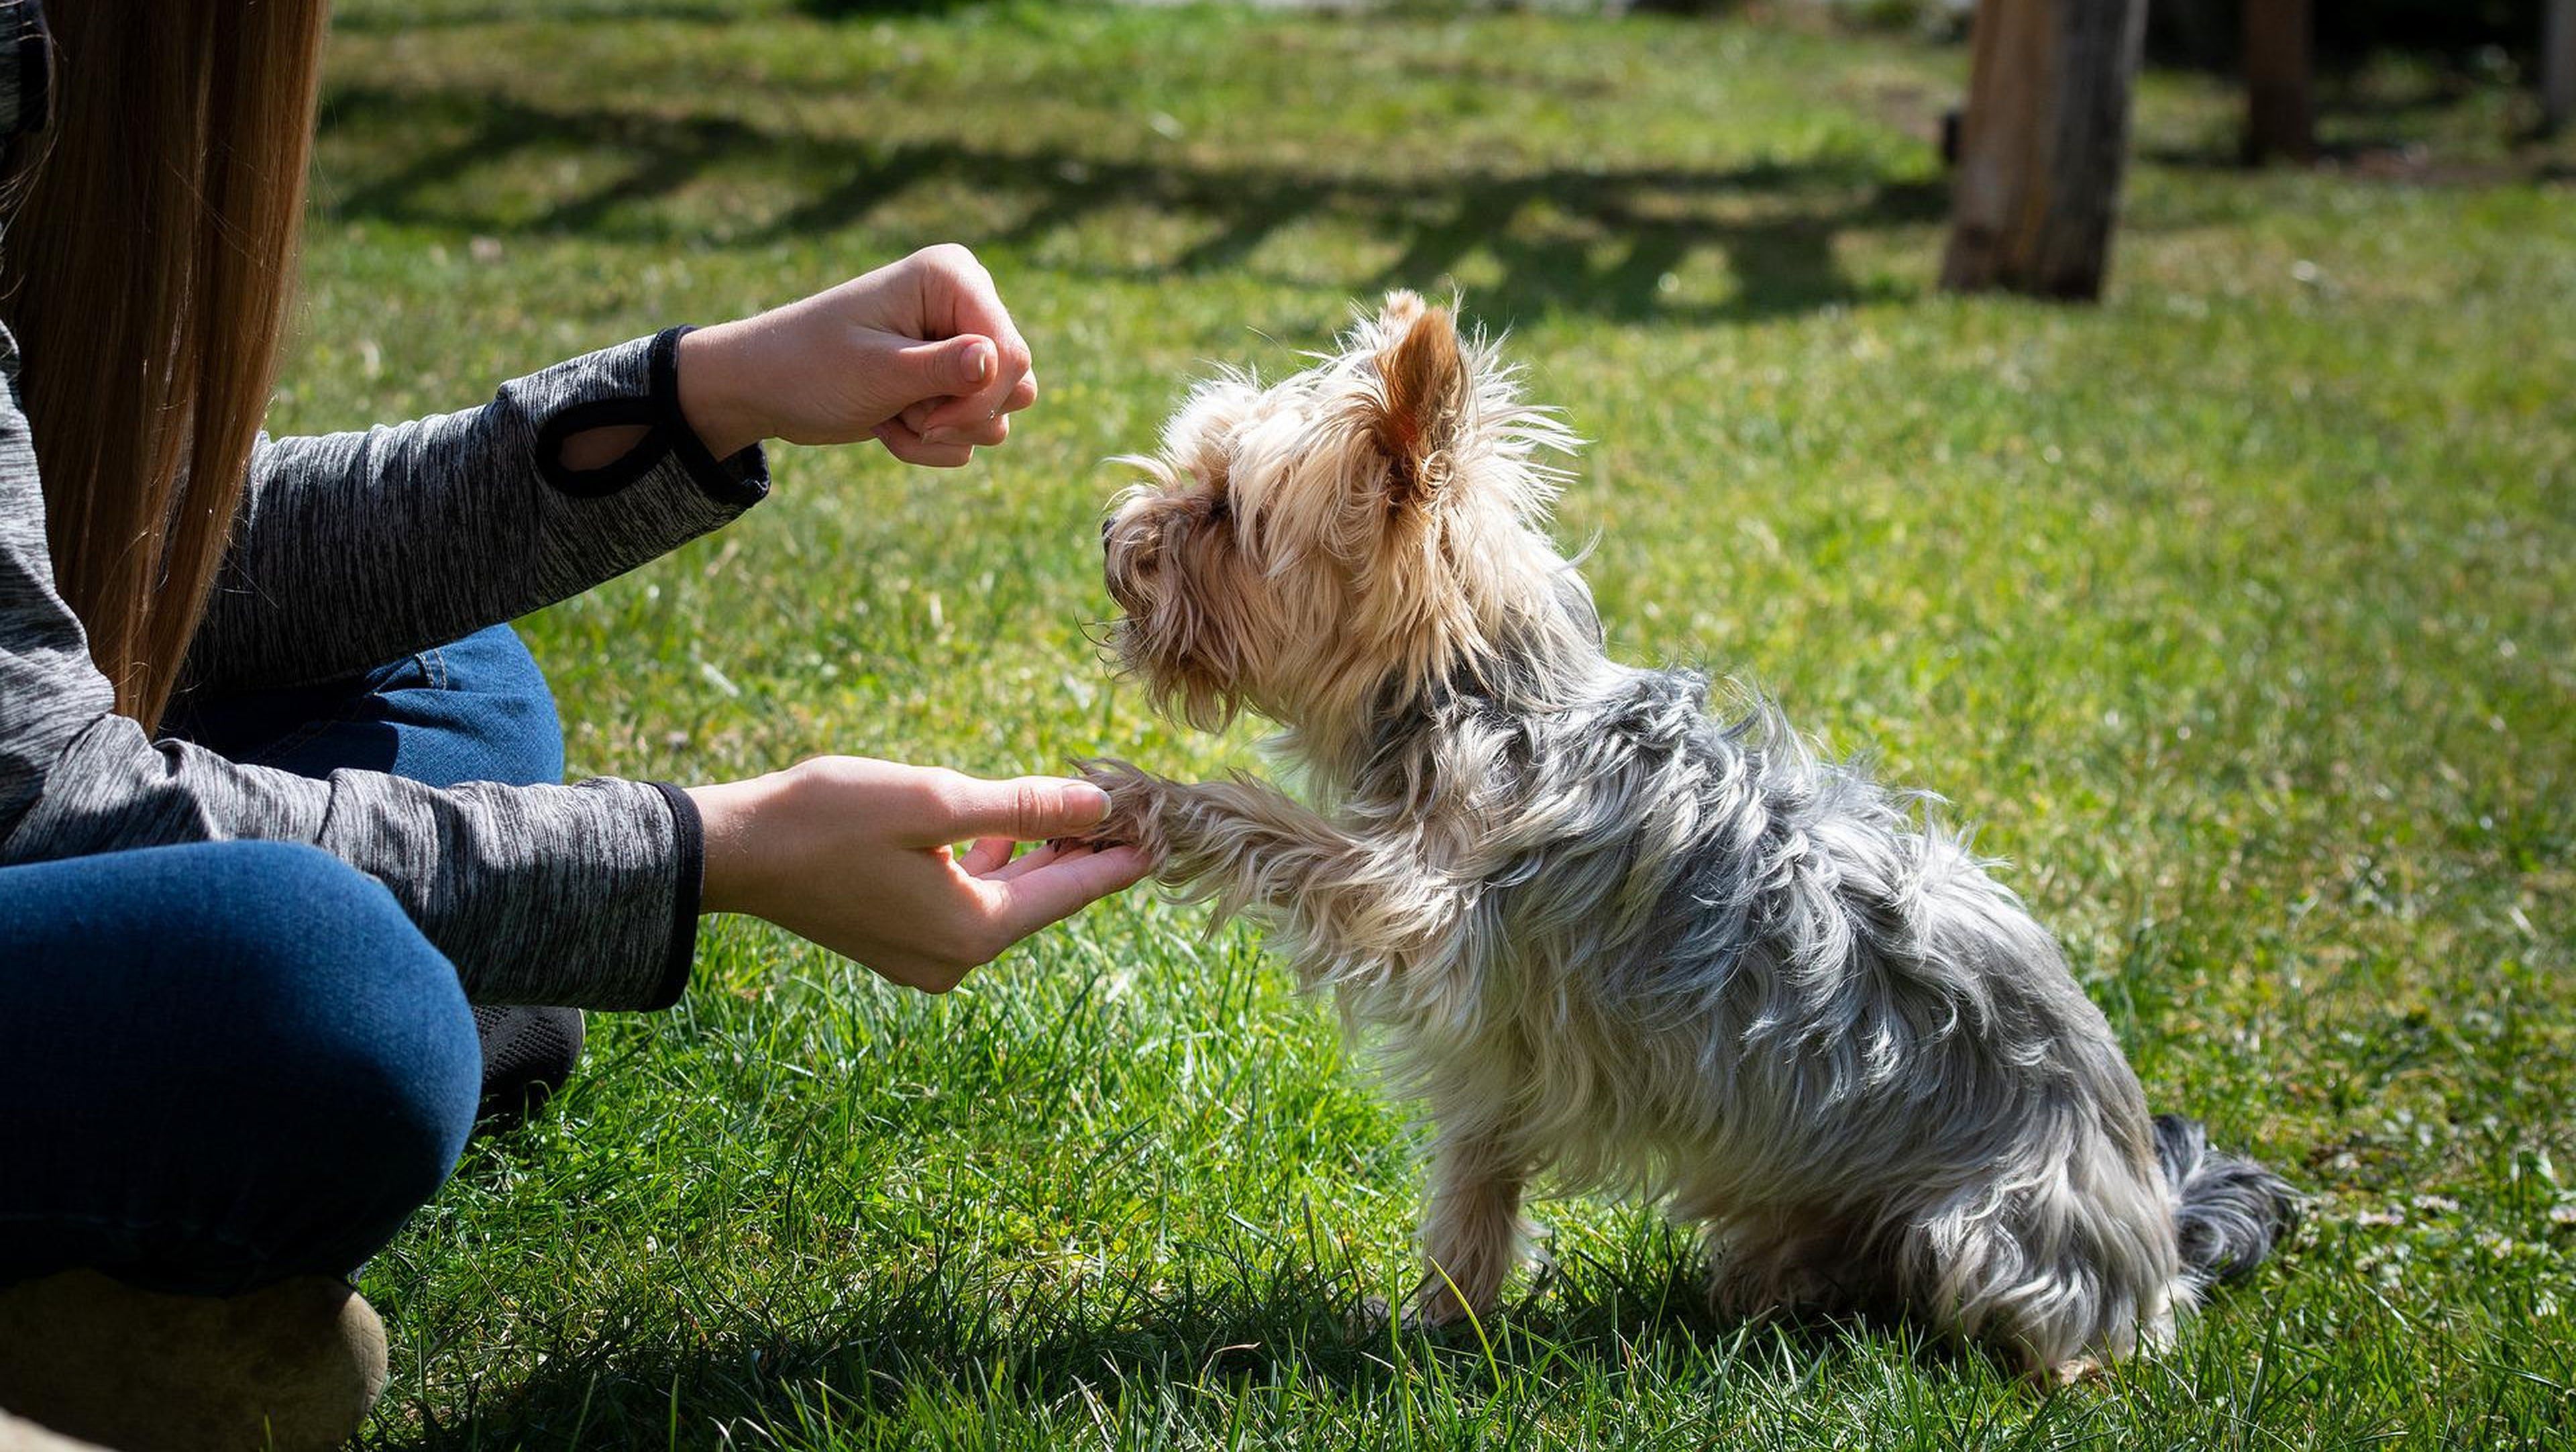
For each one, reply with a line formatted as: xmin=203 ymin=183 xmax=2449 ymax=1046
xmin=470 ymin=1004 xmax=585 ymax=1136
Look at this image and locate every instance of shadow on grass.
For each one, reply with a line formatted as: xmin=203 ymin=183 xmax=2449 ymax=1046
xmin=2137 ymin=66 xmax=2576 ymax=179
xmin=2139 ymin=134 xmax=2575 ymax=184
xmin=388 ymin=1244 xmax=1959 ymax=1450
xmin=316 ymin=83 xmax=1947 ymax=326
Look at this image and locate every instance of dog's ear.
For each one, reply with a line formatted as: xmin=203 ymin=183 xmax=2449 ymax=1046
xmin=1368 ymin=298 xmax=1469 ymax=513
xmin=1377 ymin=289 xmax=1429 ymax=333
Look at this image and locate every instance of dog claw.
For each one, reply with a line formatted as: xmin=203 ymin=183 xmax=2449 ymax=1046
xmin=1346 ymin=1296 xmax=1395 ymax=1338
xmin=1348 ymin=1292 xmax=1484 ymax=1339
xmin=2045 ymin=1357 xmax=2105 ymax=1387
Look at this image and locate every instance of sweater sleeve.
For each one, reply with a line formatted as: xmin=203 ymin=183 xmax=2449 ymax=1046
xmin=185 ymin=327 xmax=769 ymax=692
xmin=0 ymin=329 xmax=705 ymax=1009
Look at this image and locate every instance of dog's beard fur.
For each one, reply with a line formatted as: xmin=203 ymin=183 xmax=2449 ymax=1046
xmin=1090 ymin=293 xmax=2298 ymax=1381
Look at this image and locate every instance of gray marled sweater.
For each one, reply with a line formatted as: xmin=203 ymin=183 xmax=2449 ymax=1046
xmin=0 ymin=322 xmax=769 ymax=1008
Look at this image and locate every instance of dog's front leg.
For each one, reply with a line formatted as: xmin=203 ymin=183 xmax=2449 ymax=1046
xmin=1405 ymin=1128 xmax=1534 ymax=1329
xmin=1076 ymin=760 xmax=1460 ymax=964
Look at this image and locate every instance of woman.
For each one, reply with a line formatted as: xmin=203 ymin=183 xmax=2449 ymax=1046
xmin=0 ymin=4 xmax=1147 ymax=1448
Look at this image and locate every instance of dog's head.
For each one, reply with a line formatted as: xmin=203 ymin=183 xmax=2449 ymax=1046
xmin=1101 ymin=293 xmax=1588 ymax=747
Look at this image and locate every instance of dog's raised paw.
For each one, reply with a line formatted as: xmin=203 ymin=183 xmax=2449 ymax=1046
xmin=1059 ymin=758 xmax=1171 ymax=861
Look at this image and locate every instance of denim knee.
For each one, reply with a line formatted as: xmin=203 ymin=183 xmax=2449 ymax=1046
xmin=183 ymin=843 xmax=482 ymax=1239
xmin=0 ymin=840 xmax=481 ymax=1292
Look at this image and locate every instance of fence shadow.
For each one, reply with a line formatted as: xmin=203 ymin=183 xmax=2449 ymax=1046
xmin=317 ymin=83 xmax=1947 ymax=325
xmin=2136 ymin=64 xmax=2576 ymax=179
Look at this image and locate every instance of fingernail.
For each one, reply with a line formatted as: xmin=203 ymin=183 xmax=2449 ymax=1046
xmin=967 ymin=342 xmax=995 ymax=385
xmin=921 ymin=426 xmax=957 ymax=447
xmin=1065 ymin=782 xmax=1109 ymax=819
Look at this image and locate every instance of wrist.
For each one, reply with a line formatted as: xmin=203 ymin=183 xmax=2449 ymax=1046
xmin=676 ymin=322 xmax=769 ymax=460
xmin=686 ymin=770 xmax=794 ymax=918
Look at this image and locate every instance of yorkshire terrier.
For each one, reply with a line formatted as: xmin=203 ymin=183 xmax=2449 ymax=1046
xmin=1081 ymin=293 xmax=2296 ymax=1380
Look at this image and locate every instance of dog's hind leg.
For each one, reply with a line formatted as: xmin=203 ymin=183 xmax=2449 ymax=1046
xmin=1894 ymin=1165 xmax=2178 ymax=1381
xmin=1703 ymin=1210 xmax=1884 ymax=1326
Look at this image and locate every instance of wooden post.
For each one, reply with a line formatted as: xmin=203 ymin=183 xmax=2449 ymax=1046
xmin=2243 ymin=0 xmax=2315 ymax=164
xmin=2545 ymin=0 xmax=2576 ymax=136
xmin=1941 ymin=0 xmax=2150 ymax=302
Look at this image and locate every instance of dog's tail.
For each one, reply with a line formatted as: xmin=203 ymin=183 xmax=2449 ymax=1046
xmin=2151 ymin=1113 xmax=2300 ymax=1292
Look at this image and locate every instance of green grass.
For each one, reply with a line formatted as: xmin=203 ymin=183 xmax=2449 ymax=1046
xmin=298 ymin=3 xmax=2574 ymax=1445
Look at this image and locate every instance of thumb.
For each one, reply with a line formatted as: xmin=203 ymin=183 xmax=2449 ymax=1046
xmin=937 ymin=774 xmax=1109 ymax=843
xmin=900 ymin=334 xmax=996 ymax=398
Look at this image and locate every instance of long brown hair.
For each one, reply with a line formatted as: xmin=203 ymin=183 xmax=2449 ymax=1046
xmin=1 ymin=0 xmax=329 ymax=727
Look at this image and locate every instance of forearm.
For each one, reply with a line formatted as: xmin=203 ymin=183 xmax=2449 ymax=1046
xmin=186 ymin=330 xmax=768 ymax=693
xmin=5 ymin=711 xmax=700 ymax=1008
xmin=190 ymin=242 xmax=1055 ymax=692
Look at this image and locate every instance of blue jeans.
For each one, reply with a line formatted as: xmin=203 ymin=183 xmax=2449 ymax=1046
xmin=0 ymin=626 xmax=563 ymax=1295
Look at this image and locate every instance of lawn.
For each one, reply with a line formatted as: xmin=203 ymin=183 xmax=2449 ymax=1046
xmin=302 ymin=3 xmax=2573 ymax=1447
